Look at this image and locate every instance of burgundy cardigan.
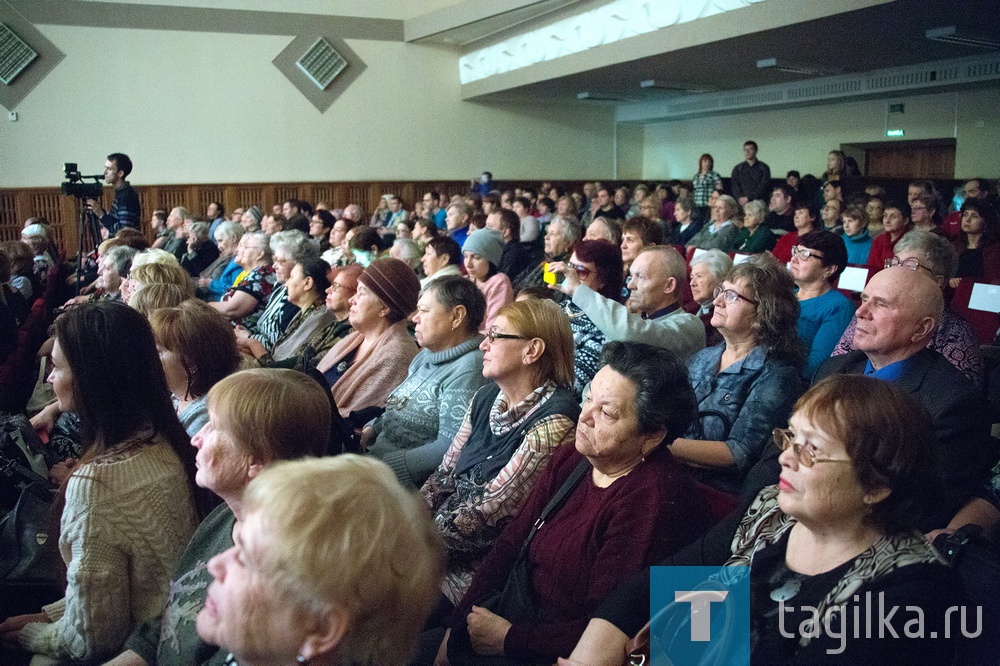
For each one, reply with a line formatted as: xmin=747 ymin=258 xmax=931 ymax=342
xmin=455 ymin=442 xmax=710 ymax=662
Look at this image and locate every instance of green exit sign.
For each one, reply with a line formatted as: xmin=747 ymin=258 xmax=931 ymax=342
xmin=886 ymin=129 xmax=905 ymax=137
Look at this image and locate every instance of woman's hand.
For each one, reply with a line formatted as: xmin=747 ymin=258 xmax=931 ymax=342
xmin=30 ymin=401 xmax=61 ymax=437
xmin=433 ymin=628 xmax=451 ymax=666
xmin=467 ymin=606 xmax=511 ymax=656
xmin=949 ymin=277 xmax=962 ymax=289
xmin=49 ymin=457 xmax=78 ymax=484
xmin=233 ymin=325 xmax=251 ymax=340
xmin=0 ymin=612 xmax=50 ymax=644
xmin=235 ymin=337 xmax=266 ymax=360
xmin=547 ymin=260 xmax=581 ymax=297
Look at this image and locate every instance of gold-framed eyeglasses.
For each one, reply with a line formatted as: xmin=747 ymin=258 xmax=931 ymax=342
xmin=713 ymin=285 xmax=757 ymax=306
xmin=772 ymin=428 xmax=851 ymax=468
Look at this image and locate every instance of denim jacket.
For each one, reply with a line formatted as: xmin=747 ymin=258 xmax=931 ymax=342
xmin=684 ymin=344 xmax=802 ymax=485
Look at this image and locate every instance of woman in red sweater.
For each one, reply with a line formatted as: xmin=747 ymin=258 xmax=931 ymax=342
xmin=866 ymin=201 xmax=913 ymax=273
xmin=437 ymin=342 xmax=710 ymax=664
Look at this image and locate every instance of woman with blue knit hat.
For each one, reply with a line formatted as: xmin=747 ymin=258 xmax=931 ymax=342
xmin=463 ymin=228 xmax=512 ymax=333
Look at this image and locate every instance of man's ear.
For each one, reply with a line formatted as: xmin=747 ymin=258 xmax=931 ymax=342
xmin=663 ymin=276 xmax=677 ymax=297
xmin=912 ymin=315 xmax=935 ymax=343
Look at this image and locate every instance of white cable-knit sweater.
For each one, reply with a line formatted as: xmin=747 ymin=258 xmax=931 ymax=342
xmin=19 ymin=439 xmax=198 ymax=662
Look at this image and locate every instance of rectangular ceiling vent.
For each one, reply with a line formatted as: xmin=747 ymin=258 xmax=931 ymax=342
xmin=296 ymin=38 xmax=347 ymax=91
xmin=0 ymin=23 xmax=38 ymax=85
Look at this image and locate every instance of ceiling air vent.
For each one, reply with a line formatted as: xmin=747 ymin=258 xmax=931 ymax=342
xmin=296 ymin=37 xmax=347 ymax=91
xmin=0 ymin=23 xmax=38 ymax=85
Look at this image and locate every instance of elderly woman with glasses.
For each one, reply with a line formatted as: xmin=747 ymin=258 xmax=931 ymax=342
xmin=420 ymin=299 xmax=579 ymax=612
xmin=209 ymin=232 xmax=277 ymax=330
xmin=566 ymin=375 xmax=961 ymax=665
xmin=833 ymin=229 xmax=984 ymax=390
xmin=437 ymin=342 xmax=709 ymax=665
xmin=788 ymin=231 xmax=856 ymax=380
xmin=670 ymin=254 xmax=804 ymax=494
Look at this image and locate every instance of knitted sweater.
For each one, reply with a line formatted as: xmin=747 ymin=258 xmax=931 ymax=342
xmin=124 ymin=503 xmax=235 ymax=666
xmin=368 ymin=335 xmax=489 ymax=488
xmin=20 ymin=439 xmax=197 ymax=662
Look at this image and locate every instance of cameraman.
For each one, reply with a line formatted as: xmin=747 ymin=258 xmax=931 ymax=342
xmin=86 ymin=152 xmax=141 ymax=235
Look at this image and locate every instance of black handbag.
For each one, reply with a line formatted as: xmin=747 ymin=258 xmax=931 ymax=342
xmin=0 ymin=480 xmax=60 ymax=584
xmin=932 ymin=525 xmax=1000 ymax=664
xmin=448 ymin=458 xmax=591 ymax=665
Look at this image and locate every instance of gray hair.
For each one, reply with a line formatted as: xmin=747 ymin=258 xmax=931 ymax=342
xmin=717 ymin=194 xmax=739 ymax=219
xmin=244 ymin=232 xmax=273 ymax=263
xmin=215 ymin=221 xmax=244 ymax=244
xmin=270 ymin=230 xmax=318 ymax=262
xmin=391 ymin=238 xmax=422 ymax=269
xmin=895 ymin=230 xmax=958 ymax=282
xmin=550 ymin=215 xmax=582 ymax=247
xmin=743 ymin=199 xmax=767 ymax=221
xmin=189 ymin=221 xmax=211 ymax=243
xmin=689 ymin=248 xmax=733 ymax=281
xmin=105 ymin=245 xmax=139 ymax=277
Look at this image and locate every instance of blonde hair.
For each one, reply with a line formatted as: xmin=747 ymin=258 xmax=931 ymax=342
xmin=129 ymin=283 xmax=189 ymax=317
xmin=497 ymin=298 xmax=574 ymax=389
xmin=132 ymin=248 xmax=181 ymax=269
xmin=206 ymin=368 xmax=330 ymax=462
xmin=243 ymin=456 xmax=444 ymax=665
xmin=129 ymin=261 xmax=194 ymax=296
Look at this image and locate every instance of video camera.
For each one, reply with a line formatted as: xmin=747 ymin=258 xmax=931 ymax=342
xmin=60 ymin=163 xmax=103 ymax=200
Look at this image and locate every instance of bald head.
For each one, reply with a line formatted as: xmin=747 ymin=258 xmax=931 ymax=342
xmin=854 ymin=266 xmax=942 ymax=369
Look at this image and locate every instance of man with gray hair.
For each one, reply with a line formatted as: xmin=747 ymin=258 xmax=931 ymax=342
xmin=343 ymin=203 xmax=364 ymax=224
xmin=554 ymin=245 xmax=705 ymax=360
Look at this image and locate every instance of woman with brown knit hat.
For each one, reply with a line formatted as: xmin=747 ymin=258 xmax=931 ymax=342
xmin=316 ymin=257 xmax=420 ymax=419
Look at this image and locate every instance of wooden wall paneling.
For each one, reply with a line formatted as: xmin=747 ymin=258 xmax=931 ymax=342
xmin=274 ymin=186 xmax=299 ymax=210
xmin=157 ymin=188 xmax=189 ymax=213
xmin=312 ymin=185 xmax=335 ymax=208
xmin=234 ymin=186 xmax=265 ymax=211
xmin=198 ymin=187 xmax=226 ymax=218
xmin=0 ymin=192 xmax=20 ymax=242
xmin=344 ymin=184 xmax=368 ymax=211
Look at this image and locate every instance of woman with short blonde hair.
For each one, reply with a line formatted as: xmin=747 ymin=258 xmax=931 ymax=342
xmin=196 ymin=456 xmax=444 ymax=665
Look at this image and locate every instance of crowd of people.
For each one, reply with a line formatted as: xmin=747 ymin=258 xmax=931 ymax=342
xmin=0 ymin=147 xmax=998 ymax=665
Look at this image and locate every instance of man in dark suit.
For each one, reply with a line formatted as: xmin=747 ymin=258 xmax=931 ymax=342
xmin=572 ymin=266 xmax=997 ymax=654
xmin=813 ymin=265 xmax=995 ymax=524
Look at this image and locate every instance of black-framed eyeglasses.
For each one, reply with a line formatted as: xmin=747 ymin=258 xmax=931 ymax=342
xmin=572 ymin=264 xmax=592 ymax=280
xmin=772 ymin=428 xmax=851 ymax=468
xmin=884 ymin=255 xmax=934 ymax=274
xmin=790 ymin=246 xmax=824 ymax=261
xmin=713 ymin=285 xmax=757 ymax=306
xmin=485 ymin=327 xmax=528 ymax=344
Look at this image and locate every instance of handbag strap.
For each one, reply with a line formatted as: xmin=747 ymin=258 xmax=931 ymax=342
xmin=513 ymin=456 xmax=591 ymax=565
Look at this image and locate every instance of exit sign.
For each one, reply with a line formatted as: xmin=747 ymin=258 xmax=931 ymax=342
xmin=886 ymin=129 xmax=905 ymax=137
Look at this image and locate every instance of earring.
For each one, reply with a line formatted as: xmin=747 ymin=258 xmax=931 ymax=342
xmin=297 ymin=656 xmax=307 ymax=664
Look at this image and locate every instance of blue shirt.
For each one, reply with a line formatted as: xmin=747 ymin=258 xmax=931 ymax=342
xmin=797 ymin=289 xmax=857 ymax=380
xmin=864 ymin=356 xmax=915 ymax=381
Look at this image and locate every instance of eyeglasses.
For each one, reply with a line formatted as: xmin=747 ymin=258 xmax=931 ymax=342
xmin=772 ymin=428 xmax=851 ymax=468
xmin=330 ymin=282 xmax=351 ymax=293
xmin=884 ymin=256 xmax=935 ymax=275
xmin=910 ymin=205 xmax=928 ymax=211
xmin=571 ymin=264 xmax=592 ymax=280
xmin=790 ymin=246 xmax=824 ymax=261
xmin=485 ymin=327 xmax=528 ymax=344
xmin=713 ymin=285 xmax=757 ymax=306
